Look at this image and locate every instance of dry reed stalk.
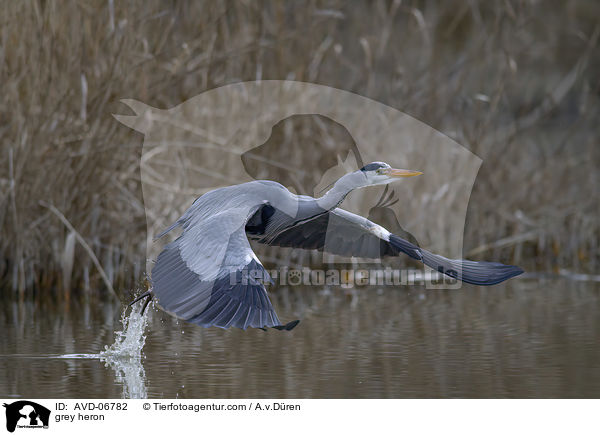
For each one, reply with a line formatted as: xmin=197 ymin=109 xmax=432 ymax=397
xmin=0 ymin=1 xmax=597 ymax=296
xmin=39 ymin=201 xmax=119 ymax=301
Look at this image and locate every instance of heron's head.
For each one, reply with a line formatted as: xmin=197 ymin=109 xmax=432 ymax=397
xmin=358 ymin=161 xmax=422 ymax=186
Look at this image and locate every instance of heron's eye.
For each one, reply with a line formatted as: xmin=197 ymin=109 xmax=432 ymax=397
xmin=376 ymin=169 xmax=385 ymax=175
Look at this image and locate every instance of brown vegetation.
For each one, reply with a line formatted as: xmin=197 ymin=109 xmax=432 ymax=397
xmin=0 ymin=1 xmax=598 ymax=298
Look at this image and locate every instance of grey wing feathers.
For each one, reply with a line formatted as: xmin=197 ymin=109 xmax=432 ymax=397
xmin=151 ymin=207 xmax=283 ymax=330
xmin=154 ymin=220 xmax=181 ymax=240
xmin=264 ymin=208 xmax=523 ymax=286
xmin=152 ymin=243 xmax=280 ymax=329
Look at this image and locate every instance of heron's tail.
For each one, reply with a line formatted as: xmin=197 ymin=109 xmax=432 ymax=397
xmin=389 ymin=234 xmax=523 ymax=285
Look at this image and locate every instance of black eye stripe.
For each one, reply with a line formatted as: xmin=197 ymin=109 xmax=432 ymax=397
xmin=360 ymin=162 xmax=387 ymax=172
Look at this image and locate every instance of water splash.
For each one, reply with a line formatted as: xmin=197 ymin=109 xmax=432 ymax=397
xmin=100 ymin=307 xmax=149 ymax=359
xmin=60 ymin=302 xmax=151 ymax=398
xmin=98 ymin=306 xmax=150 ymax=399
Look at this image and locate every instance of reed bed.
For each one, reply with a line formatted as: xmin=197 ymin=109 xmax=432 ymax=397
xmin=0 ymin=0 xmax=598 ymax=298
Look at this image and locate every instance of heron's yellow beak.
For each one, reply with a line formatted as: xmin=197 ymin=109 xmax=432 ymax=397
xmin=384 ymin=168 xmax=423 ymax=177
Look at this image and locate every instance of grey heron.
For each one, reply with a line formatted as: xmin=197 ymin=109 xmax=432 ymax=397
xmin=130 ymin=161 xmax=523 ymax=331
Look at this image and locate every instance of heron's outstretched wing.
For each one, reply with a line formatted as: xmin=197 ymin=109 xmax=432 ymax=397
xmin=262 ymin=208 xmax=523 ymax=286
xmin=152 ymin=207 xmax=295 ymax=330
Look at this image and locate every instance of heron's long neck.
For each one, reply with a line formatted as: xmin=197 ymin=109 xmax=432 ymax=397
xmin=316 ymin=173 xmax=361 ymax=211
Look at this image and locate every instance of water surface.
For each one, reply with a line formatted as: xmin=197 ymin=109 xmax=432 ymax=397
xmin=1 ymin=279 xmax=599 ymax=398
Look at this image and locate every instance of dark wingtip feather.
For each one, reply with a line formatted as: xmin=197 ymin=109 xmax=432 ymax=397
xmin=420 ymin=249 xmax=524 ymax=286
xmin=463 ymin=262 xmax=524 ymax=286
xmin=272 ymin=320 xmax=300 ymax=331
xmin=498 ymin=264 xmax=524 ymax=283
xmin=389 ymin=233 xmax=524 ymax=286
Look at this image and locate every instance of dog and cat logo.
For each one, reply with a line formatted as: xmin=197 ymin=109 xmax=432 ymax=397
xmin=3 ymin=401 xmax=50 ymax=432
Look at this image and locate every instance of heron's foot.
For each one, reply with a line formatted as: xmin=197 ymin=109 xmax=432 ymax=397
xmin=129 ymin=290 xmax=153 ymax=315
xmin=271 ymin=319 xmax=300 ymax=331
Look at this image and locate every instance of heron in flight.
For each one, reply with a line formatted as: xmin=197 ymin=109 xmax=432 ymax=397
xmin=131 ymin=162 xmax=523 ymax=331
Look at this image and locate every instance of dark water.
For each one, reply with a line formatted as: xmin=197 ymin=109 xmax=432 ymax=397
xmin=1 ymin=279 xmax=599 ymax=398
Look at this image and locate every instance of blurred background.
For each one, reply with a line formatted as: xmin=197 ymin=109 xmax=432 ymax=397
xmin=0 ymin=0 xmax=599 ymax=398
xmin=1 ymin=0 xmax=598 ymax=296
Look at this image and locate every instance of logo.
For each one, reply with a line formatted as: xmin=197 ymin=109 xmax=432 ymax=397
xmin=3 ymin=401 xmax=50 ymax=433
xmin=115 ymin=81 xmax=481 ymax=289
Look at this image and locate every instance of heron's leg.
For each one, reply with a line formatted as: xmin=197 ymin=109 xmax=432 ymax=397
xmin=140 ymin=293 xmax=153 ymax=315
xmin=129 ymin=290 xmax=153 ymax=315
